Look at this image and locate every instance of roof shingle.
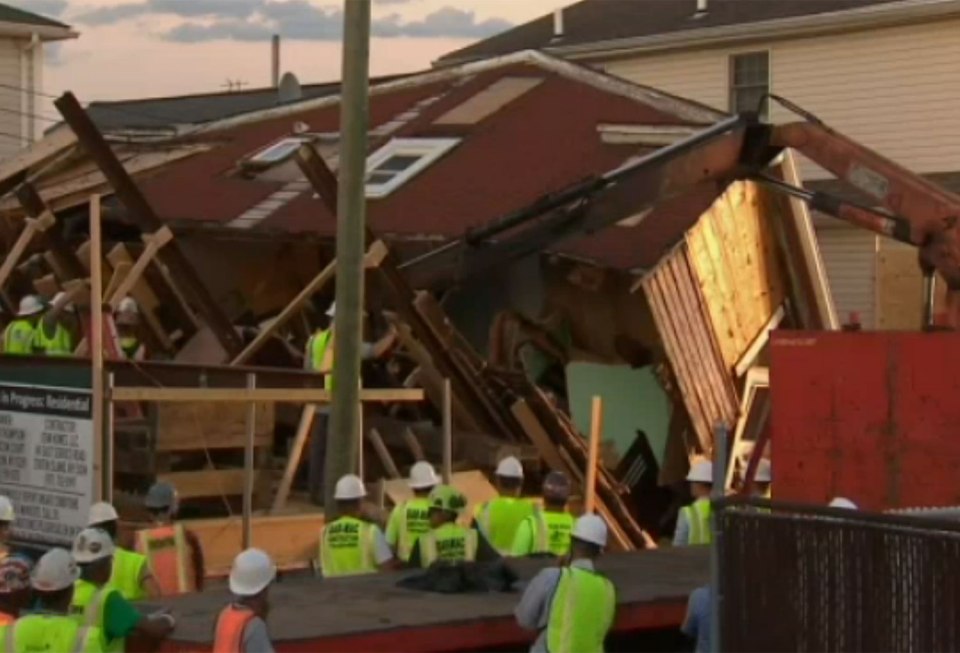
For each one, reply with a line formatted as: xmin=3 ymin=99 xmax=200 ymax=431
xmin=0 ymin=2 xmax=68 ymax=29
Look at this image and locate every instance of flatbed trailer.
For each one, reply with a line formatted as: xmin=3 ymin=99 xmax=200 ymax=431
xmin=157 ymin=547 xmax=707 ymax=652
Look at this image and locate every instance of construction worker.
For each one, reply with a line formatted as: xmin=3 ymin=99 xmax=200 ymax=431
xmin=34 ymin=291 xmax=76 ymax=356
xmin=0 ymin=558 xmax=32 ymax=625
xmin=87 ymin=502 xmax=159 ymax=601
xmin=213 ymin=548 xmax=276 ymax=653
xmin=472 ymin=456 xmax=534 ymax=555
xmin=515 ymin=513 xmax=616 ymax=653
xmin=385 ymin=461 xmax=439 ymax=561
xmin=408 ymin=485 xmax=499 ymax=568
xmin=2 ymin=548 xmax=104 ymax=652
xmin=317 ymin=474 xmax=394 ymax=577
xmin=753 ymin=459 xmax=772 ymax=498
xmin=0 ymin=496 xmax=15 ymax=562
xmin=673 ymin=460 xmax=713 ymax=546
xmin=829 ymin=497 xmax=858 ymax=509
xmin=2 ymin=295 xmax=44 ymax=354
xmin=511 ymin=471 xmax=574 ymax=558
xmin=134 ymin=482 xmax=205 ymax=596
xmin=71 ymin=528 xmax=175 ymax=652
xmin=115 ymin=297 xmax=145 ymax=361
xmin=305 ymin=301 xmax=396 ymax=504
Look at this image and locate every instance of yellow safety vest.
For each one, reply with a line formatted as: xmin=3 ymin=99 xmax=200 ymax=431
xmin=528 ymin=509 xmax=574 ymax=556
xmin=417 ymin=523 xmax=478 ymax=567
xmin=306 ymin=329 xmax=333 ymax=390
xmin=0 ymin=613 xmax=104 ymax=653
xmin=319 ymin=516 xmax=378 ymax=578
xmin=546 ymin=567 xmax=616 ymax=653
xmin=72 ymin=580 xmax=123 ymax=653
xmin=389 ymin=498 xmax=432 ymax=561
xmin=2 ymin=320 xmax=35 ymax=355
xmin=475 ymin=497 xmax=535 ymax=555
xmin=682 ymin=498 xmax=712 ymax=545
xmin=118 ymin=337 xmax=144 ymax=361
xmin=109 ymin=548 xmax=148 ymax=602
xmin=33 ymin=322 xmax=72 ymax=356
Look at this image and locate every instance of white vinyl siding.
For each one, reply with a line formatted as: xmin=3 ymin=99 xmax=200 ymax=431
xmin=817 ymin=228 xmax=878 ymax=328
xmin=602 ymin=16 xmax=960 ymax=180
xmin=0 ymin=39 xmax=23 ymax=160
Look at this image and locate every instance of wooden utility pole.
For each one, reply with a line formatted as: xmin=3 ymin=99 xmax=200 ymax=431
xmin=54 ymin=92 xmax=243 ymax=357
xmin=325 ymin=0 xmax=372 ymax=512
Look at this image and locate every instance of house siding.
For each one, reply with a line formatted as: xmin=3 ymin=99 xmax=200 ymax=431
xmin=817 ymin=228 xmax=877 ymax=328
xmin=0 ymin=38 xmax=23 ymax=159
xmin=602 ymin=17 xmax=960 ymax=180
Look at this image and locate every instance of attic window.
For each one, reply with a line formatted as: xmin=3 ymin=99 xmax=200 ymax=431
xmin=365 ymin=137 xmax=459 ymax=198
xmin=243 ymin=136 xmax=314 ymax=170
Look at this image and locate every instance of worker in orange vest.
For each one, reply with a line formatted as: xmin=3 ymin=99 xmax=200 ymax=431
xmin=134 ymin=482 xmax=205 ymax=596
xmin=213 ymin=548 xmax=276 ymax=653
xmin=0 ymin=557 xmax=32 ymax=625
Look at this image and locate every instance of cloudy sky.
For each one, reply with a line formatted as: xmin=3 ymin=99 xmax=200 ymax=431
xmin=15 ymin=0 xmax=569 ymax=102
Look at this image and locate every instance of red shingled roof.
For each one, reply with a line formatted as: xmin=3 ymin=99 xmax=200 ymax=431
xmin=137 ymin=54 xmax=726 ymax=272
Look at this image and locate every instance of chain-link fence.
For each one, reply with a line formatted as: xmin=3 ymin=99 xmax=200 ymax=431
xmin=716 ymin=498 xmax=960 ymax=652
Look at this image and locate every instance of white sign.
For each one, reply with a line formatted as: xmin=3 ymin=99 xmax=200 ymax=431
xmin=0 ymin=382 xmax=93 ymax=545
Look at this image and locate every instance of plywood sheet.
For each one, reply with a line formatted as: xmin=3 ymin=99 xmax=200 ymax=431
xmin=155 ymin=402 xmax=274 ymax=451
xmin=157 ymin=468 xmax=264 ymax=499
xmin=876 ymin=239 xmax=947 ymax=330
xmin=565 ymin=362 xmax=671 ymax=465
xmin=383 ymin=470 xmax=497 ymax=522
xmin=686 ymin=180 xmax=786 ymax=370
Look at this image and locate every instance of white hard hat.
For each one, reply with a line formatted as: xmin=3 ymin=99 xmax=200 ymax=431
xmin=229 ymin=548 xmax=276 ymax=597
xmin=408 ymin=461 xmax=439 ymax=490
xmin=495 ymin=455 xmax=524 ymax=479
xmin=0 ymin=496 xmax=14 ymax=522
xmin=326 ymin=301 xmax=336 ymax=317
xmin=117 ymin=296 xmax=139 ymax=315
xmin=17 ymin=295 xmax=44 ymax=317
xmin=572 ymin=513 xmax=608 ymax=548
xmin=687 ymin=460 xmax=713 ymax=483
xmin=334 ymin=474 xmax=367 ymax=500
xmin=87 ymin=501 xmax=119 ymax=525
xmin=829 ymin=497 xmax=857 ymax=510
xmin=31 ymin=548 xmax=79 ymax=592
xmin=755 ymin=459 xmax=772 ymax=483
xmin=72 ymin=527 xmax=115 ymax=563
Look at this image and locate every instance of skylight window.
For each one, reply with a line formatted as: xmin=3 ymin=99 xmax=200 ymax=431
xmin=365 ymin=138 xmax=459 ymax=198
xmin=243 ymin=136 xmax=315 ymax=169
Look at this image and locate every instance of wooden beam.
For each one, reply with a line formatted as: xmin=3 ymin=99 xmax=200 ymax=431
xmin=106 ymin=226 xmax=174 ymax=309
xmin=90 ymin=195 xmax=104 ymax=502
xmin=110 ymin=387 xmax=425 ymax=403
xmin=0 ymin=128 xmax=76 ymax=188
xmin=55 ymin=92 xmax=242 ymax=357
xmin=367 ymin=428 xmax=401 ymax=480
xmin=271 ymin=405 xmax=316 ymax=514
xmin=402 ymin=427 xmax=426 ymax=462
xmin=16 ymin=182 xmax=87 ymax=280
xmin=442 ymin=378 xmax=452 ymax=484
xmin=103 ymin=261 xmax=132 ymax=303
xmin=157 ymin=468 xmax=255 ymax=500
xmin=509 ymin=399 xmax=567 ymax=473
xmin=584 ymin=396 xmax=603 ymax=513
xmin=0 ymin=210 xmax=54 ymax=291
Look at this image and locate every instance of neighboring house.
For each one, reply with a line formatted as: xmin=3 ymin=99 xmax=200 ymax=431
xmin=0 ymin=3 xmax=75 ymax=158
xmin=2 ymin=51 xmax=829 ymax=465
xmin=439 ymin=0 xmax=960 ymax=329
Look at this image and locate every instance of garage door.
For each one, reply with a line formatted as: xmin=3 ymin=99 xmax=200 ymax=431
xmin=816 ymin=228 xmax=878 ymax=328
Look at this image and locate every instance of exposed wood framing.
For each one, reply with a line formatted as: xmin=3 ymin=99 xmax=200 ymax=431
xmin=16 ymin=183 xmax=87 ymax=280
xmin=106 ymin=226 xmax=174 ymax=309
xmin=367 ymin=428 xmax=402 ymax=480
xmin=0 ymin=209 xmax=54 ymax=291
xmin=271 ymin=405 xmax=316 ymax=514
xmin=55 ymin=92 xmax=242 ymax=357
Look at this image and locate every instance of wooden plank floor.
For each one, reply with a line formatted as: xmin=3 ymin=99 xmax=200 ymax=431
xmin=159 ymin=547 xmax=708 ymax=647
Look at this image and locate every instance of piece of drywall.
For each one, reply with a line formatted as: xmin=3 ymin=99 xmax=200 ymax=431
xmin=564 ymin=362 xmax=672 ymax=466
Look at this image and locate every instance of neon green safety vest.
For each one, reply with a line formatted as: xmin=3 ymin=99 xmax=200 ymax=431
xmin=306 ymin=329 xmax=333 ymax=390
xmin=417 ymin=523 xmax=478 ymax=567
xmin=72 ymin=579 xmax=123 ymax=653
xmin=546 ymin=567 xmax=617 ymax=653
xmin=319 ymin=516 xmax=377 ymax=578
xmin=2 ymin=320 xmax=35 ymax=355
xmin=118 ymin=337 xmax=143 ymax=361
xmin=33 ymin=322 xmax=72 ymax=356
xmin=389 ymin=498 xmax=432 ymax=561
xmin=110 ymin=548 xmax=148 ymax=601
xmin=682 ymin=497 xmax=712 ymax=545
xmin=475 ymin=497 xmax=535 ymax=555
xmin=0 ymin=613 xmax=104 ymax=653
xmin=528 ymin=509 xmax=575 ymax=557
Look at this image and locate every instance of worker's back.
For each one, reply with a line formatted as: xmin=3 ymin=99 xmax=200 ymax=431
xmin=546 ymin=566 xmax=616 ymax=653
xmin=319 ymin=516 xmax=378 ymax=577
xmin=1 ymin=613 xmax=104 ymax=653
xmin=2 ymin=320 xmax=35 ymax=355
xmin=135 ymin=522 xmax=195 ymax=595
xmin=474 ymin=497 xmax=534 ymax=554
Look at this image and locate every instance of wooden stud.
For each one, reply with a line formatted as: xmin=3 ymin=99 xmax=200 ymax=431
xmin=0 ymin=212 xmax=55 ymax=291
xmin=402 ymin=427 xmax=426 ymax=462
xmin=242 ymin=373 xmax=257 ymax=549
xmin=442 ymin=378 xmax=452 ymax=484
xmin=271 ymin=405 xmax=316 ymax=514
xmin=106 ymin=226 xmax=174 ymax=310
xmin=367 ymin=428 xmax=401 ymax=480
xmin=90 ymin=194 xmax=104 ymax=502
xmin=109 ymin=387 xmax=425 ymax=403
xmin=584 ymin=396 xmax=603 ymax=514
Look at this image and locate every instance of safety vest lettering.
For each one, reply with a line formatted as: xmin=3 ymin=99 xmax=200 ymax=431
xmin=146 ymin=536 xmax=177 ymax=550
xmin=435 ymin=537 xmax=466 ymax=559
xmin=327 ymin=522 xmax=361 ymax=548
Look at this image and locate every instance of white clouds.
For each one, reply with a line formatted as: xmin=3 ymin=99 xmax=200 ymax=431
xmin=71 ymin=0 xmax=512 ymax=42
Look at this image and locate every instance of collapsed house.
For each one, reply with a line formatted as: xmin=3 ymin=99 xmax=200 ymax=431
xmin=0 ymin=50 xmax=833 ymax=547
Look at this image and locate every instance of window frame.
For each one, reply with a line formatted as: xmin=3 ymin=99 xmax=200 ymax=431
xmin=364 ymin=137 xmax=460 ymax=198
xmin=729 ymin=50 xmax=771 ymax=118
xmin=243 ymin=135 xmax=316 ymax=169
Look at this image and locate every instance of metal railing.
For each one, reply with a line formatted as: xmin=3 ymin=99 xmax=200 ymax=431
xmin=715 ymin=497 xmax=960 ymax=652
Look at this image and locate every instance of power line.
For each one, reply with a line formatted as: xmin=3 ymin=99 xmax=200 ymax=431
xmin=0 ymin=105 xmax=61 ymax=124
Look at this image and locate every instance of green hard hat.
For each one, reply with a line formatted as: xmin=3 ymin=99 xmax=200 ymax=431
xmin=428 ymin=485 xmax=467 ymax=515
